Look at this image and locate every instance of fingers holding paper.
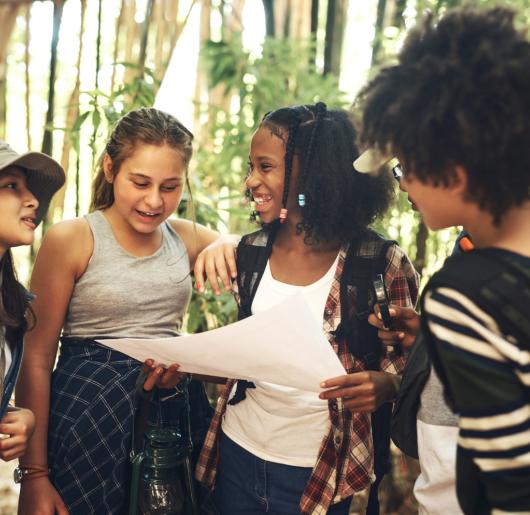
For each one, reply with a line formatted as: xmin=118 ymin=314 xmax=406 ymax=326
xmin=141 ymin=359 xmax=186 ymax=391
xmin=319 ymin=371 xmax=400 ymax=413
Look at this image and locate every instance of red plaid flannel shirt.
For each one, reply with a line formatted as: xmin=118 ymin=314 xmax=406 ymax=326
xmin=196 ymin=240 xmax=419 ymax=514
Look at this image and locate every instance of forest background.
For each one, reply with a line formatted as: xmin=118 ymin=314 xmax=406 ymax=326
xmin=1 ymin=0 xmax=529 ymax=513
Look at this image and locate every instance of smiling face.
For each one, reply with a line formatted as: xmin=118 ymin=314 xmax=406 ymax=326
xmin=245 ymin=126 xmax=299 ymax=224
xmin=0 ymin=166 xmax=39 ymax=255
xmin=104 ymin=143 xmax=186 ymax=236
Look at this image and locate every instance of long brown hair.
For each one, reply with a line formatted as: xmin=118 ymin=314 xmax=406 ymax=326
xmin=0 ymin=251 xmax=33 ymax=346
xmin=91 ymin=107 xmax=194 ymax=211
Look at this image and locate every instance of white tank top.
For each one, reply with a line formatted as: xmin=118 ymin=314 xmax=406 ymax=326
xmin=222 ymin=255 xmax=339 ymax=467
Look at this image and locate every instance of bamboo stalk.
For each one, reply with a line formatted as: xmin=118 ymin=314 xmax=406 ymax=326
xmin=41 ymin=0 xmax=65 ymax=157
xmin=123 ymin=0 xmax=139 ymax=93
xmin=137 ymin=0 xmax=154 ymax=81
xmin=169 ymin=0 xmax=197 ymax=54
xmin=53 ymin=0 xmax=86 ymax=222
xmin=153 ymin=0 xmax=165 ymax=83
xmin=193 ymin=0 xmax=210 ymax=134
xmin=110 ymin=0 xmax=126 ymax=93
xmin=24 ymin=4 xmax=31 ymax=149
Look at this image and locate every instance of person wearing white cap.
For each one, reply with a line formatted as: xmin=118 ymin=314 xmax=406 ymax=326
xmin=357 ymin=5 xmax=530 ymax=514
xmin=0 ymin=140 xmax=65 ymax=463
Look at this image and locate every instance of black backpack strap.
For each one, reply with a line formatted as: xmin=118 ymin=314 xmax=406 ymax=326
xmin=336 ymin=233 xmax=395 ymax=515
xmin=229 ymin=226 xmax=277 ymax=406
xmin=337 ymin=235 xmax=394 ymax=369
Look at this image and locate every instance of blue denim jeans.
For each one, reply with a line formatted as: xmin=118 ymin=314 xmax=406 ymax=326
xmin=215 ymin=433 xmax=352 ymax=514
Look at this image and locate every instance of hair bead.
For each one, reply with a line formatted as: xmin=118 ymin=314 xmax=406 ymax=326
xmin=298 ymin=194 xmax=306 ymax=207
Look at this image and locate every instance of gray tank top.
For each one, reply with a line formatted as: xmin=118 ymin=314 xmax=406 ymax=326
xmin=63 ymin=211 xmax=192 ymax=339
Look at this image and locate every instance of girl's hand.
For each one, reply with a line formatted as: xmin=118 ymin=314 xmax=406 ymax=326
xmin=0 ymin=407 xmax=35 ymax=461
xmin=18 ymin=476 xmax=69 ymax=515
xmin=141 ymin=359 xmax=185 ymax=391
xmin=368 ymin=304 xmax=420 ymax=349
xmin=193 ymin=236 xmax=239 ymax=295
xmin=319 ymin=371 xmax=400 ymax=413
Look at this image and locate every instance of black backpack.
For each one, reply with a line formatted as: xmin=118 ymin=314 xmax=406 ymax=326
xmin=421 ymin=248 xmax=530 ymax=411
xmin=233 ymin=224 xmax=397 ymax=514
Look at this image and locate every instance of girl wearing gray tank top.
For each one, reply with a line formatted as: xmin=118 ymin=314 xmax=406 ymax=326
xmin=16 ymin=108 xmax=237 ymax=515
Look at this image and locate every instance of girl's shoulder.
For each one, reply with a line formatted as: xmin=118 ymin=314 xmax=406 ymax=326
xmin=39 ymin=217 xmax=93 ymax=278
xmin=44 ymin=217 xmax=91 ymax=247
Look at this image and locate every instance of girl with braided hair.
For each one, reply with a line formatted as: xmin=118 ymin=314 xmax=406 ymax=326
xmin=194 ymin=103 xmax=419 ymax=514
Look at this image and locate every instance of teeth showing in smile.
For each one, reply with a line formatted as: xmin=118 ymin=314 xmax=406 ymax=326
xmin=137 ymin=210 xmax=158 ymax=217
xmin=253 ymin=194 xmax=272 ymax=205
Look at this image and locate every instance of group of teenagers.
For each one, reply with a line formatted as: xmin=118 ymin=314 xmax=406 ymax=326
xmin=0 ymin=5 xmax=529 ymax=515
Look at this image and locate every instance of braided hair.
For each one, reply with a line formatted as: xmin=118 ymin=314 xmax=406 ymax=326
xmin=259 ymin=103 xmax=394 ymax=244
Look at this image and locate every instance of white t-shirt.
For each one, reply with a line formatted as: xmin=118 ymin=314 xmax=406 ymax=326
xmin=415 ymin=418 xmax=462 ymax=515
xmin=1 ymin=327 xmax=11 ymax=380
xmin=222 ymin=255 xmax=339 ymax=467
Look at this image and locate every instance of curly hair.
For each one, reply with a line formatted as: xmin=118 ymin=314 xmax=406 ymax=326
xmin=259 ymin=103 xmax=395 ymax=244
xmin=358 ymin=6 xmax=530 ymax=223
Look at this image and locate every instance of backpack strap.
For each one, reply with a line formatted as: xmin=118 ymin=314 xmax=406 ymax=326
xmin=335 ymin=232 xmax=396 ymax=508
xmin=336 ymin=233 xmax=395 ymax=370
xmin=229 ymin=225 xmax=278 ymax=405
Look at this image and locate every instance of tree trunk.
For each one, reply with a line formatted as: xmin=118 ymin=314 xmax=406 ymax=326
xmin=262 ymin=0 xmax=274 ymax=37
xmin=414 ymin=220 xmax=429 ymax=277
xmin=54 ymin=0 xmax=87 ymax=222
xmin=123 ymin=0 xmax=140 ymax=90
xmin=137 ymin=0 xmax=155 ymax=82
xmin=310 ymin=0 xmax=319 ymax=35
xmin=371 ymin=0 xmax=387 ymax=67
xmin=41 ymin=0 xmax=65 ymax=157
xmin=272 ymin=0 xmax=289 ymax=39
xmin=193 ymin=0 xmax=210 ymax=133
xmin=323 ymin=0 xmax=348 ymax=76
xmin=110 ymin=0 xmax=126 ymax=93
xmin=153 ymin=0 xmax=166 ymax=83
xmin=169 ymin=0 xmax=196 ymax=64
xmin=289 ymin=0 xmax=311 ymax=39
xmin=24 ymin=4 xmax=31 ymax=149
xmin=0 ymin=3 xmax=20 ymax=139
xmin=391 ymin=0 xmax=407 ymax=29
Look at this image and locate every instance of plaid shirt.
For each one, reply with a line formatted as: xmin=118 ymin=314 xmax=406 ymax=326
xmin=196 ymin=237 xmax=419 ymax=514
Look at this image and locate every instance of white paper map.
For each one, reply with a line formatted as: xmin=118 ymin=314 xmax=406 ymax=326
xmin=99 ymin=294 xmax=345 ymax=392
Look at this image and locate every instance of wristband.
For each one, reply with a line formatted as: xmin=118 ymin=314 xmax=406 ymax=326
xmin=14 ymin=464 xmax=49 ymax=484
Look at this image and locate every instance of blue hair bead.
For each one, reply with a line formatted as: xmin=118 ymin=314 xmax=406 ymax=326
xmin=298 ymin=193 xmax=306 ymax=207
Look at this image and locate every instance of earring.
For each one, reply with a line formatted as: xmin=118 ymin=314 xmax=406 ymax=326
xmin=298 ymin=194 xmax=306 ymax=207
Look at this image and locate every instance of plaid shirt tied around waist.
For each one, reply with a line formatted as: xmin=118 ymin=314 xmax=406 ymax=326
xmin=196 ymin=233 xmax=419 ymax=515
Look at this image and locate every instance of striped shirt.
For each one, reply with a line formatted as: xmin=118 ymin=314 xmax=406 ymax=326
xmin=196 ymin=236 xmax=419 ymax=514
xmin=424 ymin=253 xmax=530 ymax=514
